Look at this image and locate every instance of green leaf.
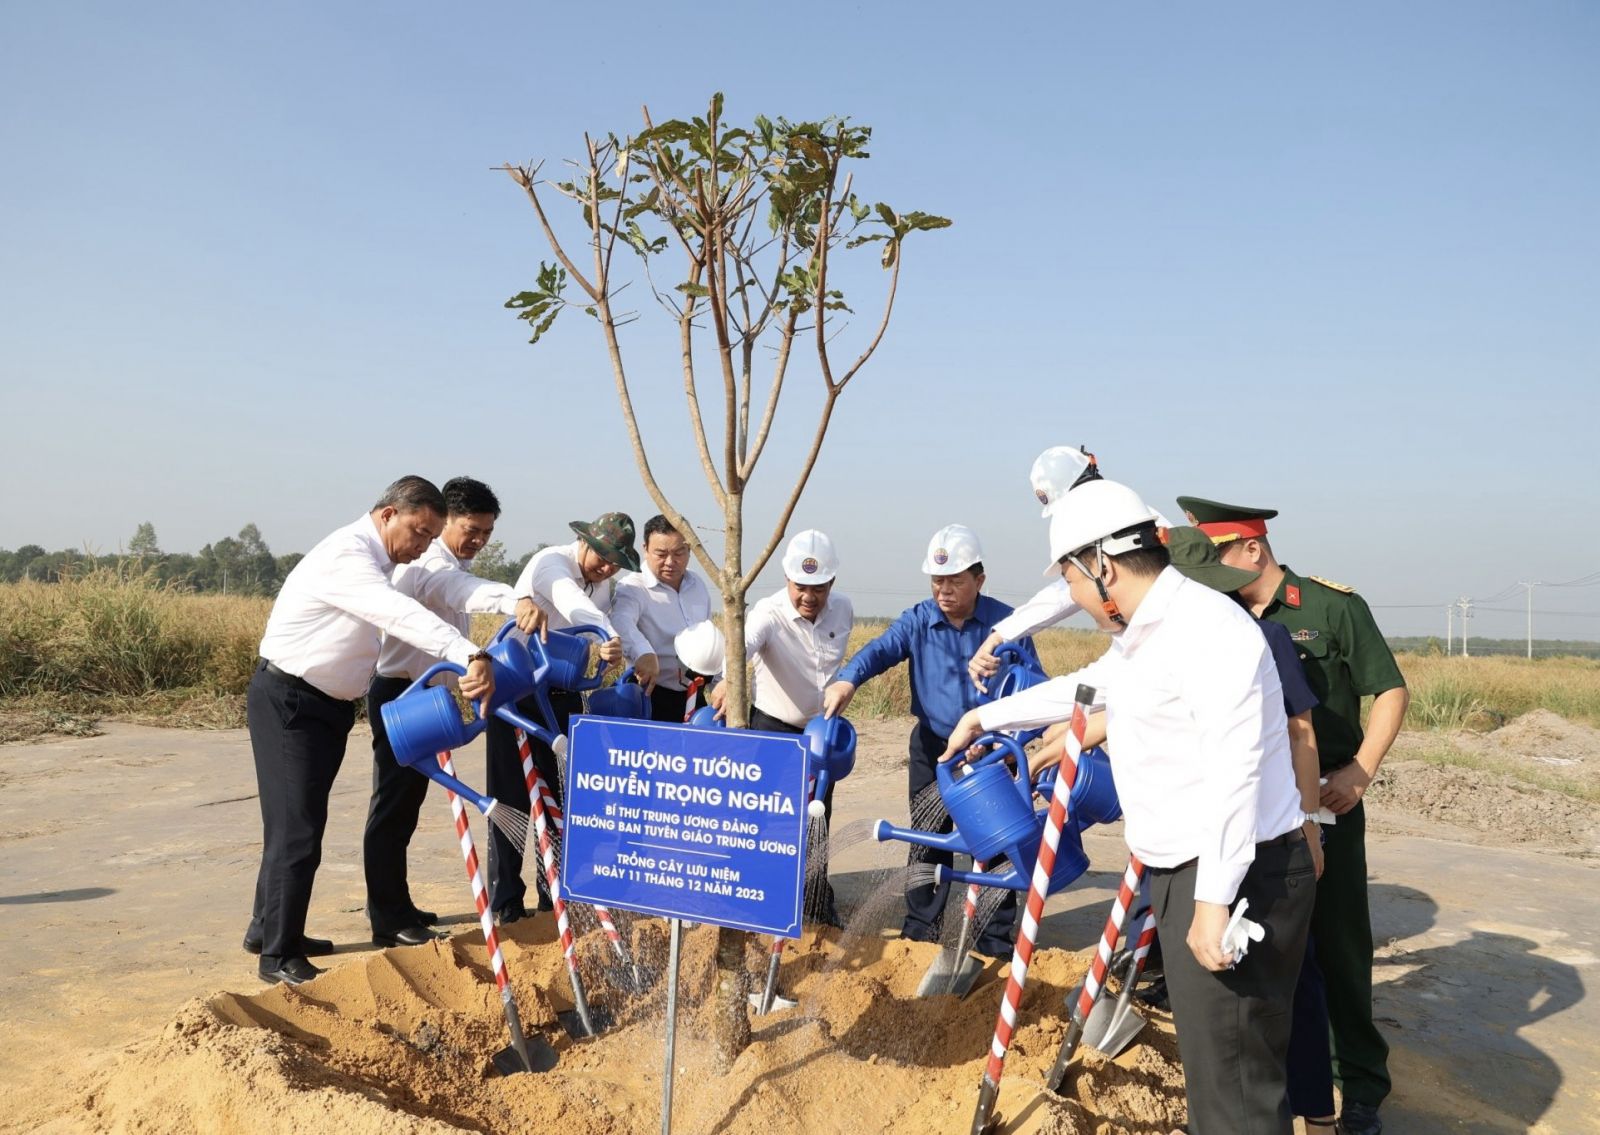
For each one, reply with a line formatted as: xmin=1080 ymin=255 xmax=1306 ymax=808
xmin=881 ymin=239 xmax=898 ymax=270
xmin=527 ymin=306 xmax=561 ymax=344
xmin=676 ymin=282 xmax=711 ymax=298
xmin=710 ymin=91 xmax=724 ymax=122
xmin=875 ymin=202 xmax=897 ymax=227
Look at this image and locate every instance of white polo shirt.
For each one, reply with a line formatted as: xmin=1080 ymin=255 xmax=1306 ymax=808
xmin=610 ymin=567 xmax=714 ymax=691
xmin=513 ymin=541 xmax=619 ymax=632
xmin=258 ymin=515 xmax=479 ymax=701
xmin=745 ymin=586 xmax=855 ymax=728
xmin=376 ymin=538 xmax=519 ymax=682
xmin=978 ymin=567 xmax=1303 ymax=906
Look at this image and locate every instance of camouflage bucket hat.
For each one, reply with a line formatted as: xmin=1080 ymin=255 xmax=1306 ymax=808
xmin=569 ymin=512 xmax=640 ymax=572
xmin=1164 ymin=525 xmax=1260 ymax=594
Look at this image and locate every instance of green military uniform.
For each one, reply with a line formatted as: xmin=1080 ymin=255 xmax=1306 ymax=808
xmin=1178 ymin=496 xmax=1406 ymax=1112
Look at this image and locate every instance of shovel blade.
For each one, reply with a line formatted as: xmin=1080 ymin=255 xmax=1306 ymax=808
xmin=747 ymin=990 xmax=798 ymax=1013
xmin=1081 ymin=995 xmax=1147 ymax=1058
xmin=916 ymin=949 xmax=984 ymax=998
xmin=492 ymin=1034 xmax=559 ymax=1076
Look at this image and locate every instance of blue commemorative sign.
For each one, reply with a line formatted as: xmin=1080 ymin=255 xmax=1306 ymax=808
xmin=560 ymin=717 xmax=810 ymax=937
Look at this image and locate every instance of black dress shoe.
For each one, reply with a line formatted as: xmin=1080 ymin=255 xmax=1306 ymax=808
xmin=243 ymin=930 xmax=335 ymax=957
xmin=259 ymin=956 xmax=323 ymax=986
xmin=409 ymin=907 xmax=439 ymax=926
xmin=372 ymin=925 xmax=440 ymax=947
xmin=494 ymin=901 xmax=529 ymax=927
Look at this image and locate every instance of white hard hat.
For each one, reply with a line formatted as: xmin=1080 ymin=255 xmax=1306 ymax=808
xmin=1030 ymin=446 xmax=1096 ymax=517
xmin=1045 ymin=480 xmax=1163 ymax=573
xmin=782 ymin=529 xmax=839 ymax=585
xmin=673 ymin=620 xmax=726 ymax=677
xmin=922 ymin=524 xmax=984 ymax=575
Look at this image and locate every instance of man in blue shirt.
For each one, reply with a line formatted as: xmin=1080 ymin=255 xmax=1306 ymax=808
xmin=824 ymin=524 xmax=1039 ymax=952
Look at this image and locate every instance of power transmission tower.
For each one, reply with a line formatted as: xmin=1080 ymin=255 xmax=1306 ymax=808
xmin=1445 ymin=603 xmax=1454 ymax=655
xmin=1456 ymin=596 xmax=1473 ymax=657
xmin=1518 ymin=581 xmax=1539 ymax=660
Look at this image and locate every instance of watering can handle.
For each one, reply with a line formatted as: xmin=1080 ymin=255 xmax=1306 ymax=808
xmin=612 ymin=666 xmax=637 ymax=688
xmin=962 ymin=731 xmax=1028 ymax=776
xmin=489 ymin=618 xmax=518 ymax=648
xmin=564 ymin=623 xmax=613 ymax=641
xmin=493 ymin=618 xmax=553 ymax=686
xmin=403 ymin=660 xmax=468 ymax=699
xmin=993 ymin=643 xmax=1027 ymax=665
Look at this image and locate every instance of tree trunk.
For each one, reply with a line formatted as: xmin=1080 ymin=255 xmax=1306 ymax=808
xmin=710 ymin=489 xmax=752 ymax=1067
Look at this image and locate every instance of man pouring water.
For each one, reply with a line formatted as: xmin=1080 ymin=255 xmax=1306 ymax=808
xmin=245 ymin=476 xmax=496 ymax=987
xmin=940 ymin=480 xmax=1313 ymax=1135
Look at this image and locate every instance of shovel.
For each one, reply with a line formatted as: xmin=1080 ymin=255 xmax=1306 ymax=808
xmin=1080 ymin=919 xmax=1154 ymax=1059
xmin=916 ymin=864 xmax=987 ymax=998
xmin=436 ymin=752 xmax=558 ymax=1076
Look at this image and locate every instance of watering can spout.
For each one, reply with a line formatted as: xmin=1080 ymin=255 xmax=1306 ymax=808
xmin=873 ymin=819 xmax=968 ymax=855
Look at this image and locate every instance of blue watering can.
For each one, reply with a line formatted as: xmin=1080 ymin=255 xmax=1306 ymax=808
xmin=687 ymin=705 xmax=726 ymax=728
xmin=986 ymin=642 xmax=1049 ymax=747
xmin=481 ymin=618 xmax=551 ymax=712
xmin=873 ymin=732 xmax=1092 ymax=896
xmin=541 ymin=624 xmax=616 ymax=692
xmin=802 ymin=715 xmax=856 ymax=818
xmin=1032 ymin=745 xmax=1122 ymax=827
xmin=586 ymin=667 xmax=651 ymax=720
xmin=988 ymin=643 xmax=1048 ymax=700
xmin=379 ymin=661 xmax=512 ymax=814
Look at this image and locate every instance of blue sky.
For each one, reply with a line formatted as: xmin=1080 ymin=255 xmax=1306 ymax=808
xmin=3 ymin=2 xmax=1596 ymax=641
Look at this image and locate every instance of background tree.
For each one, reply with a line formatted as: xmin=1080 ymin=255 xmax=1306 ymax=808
xmin=503 ymin=94 xmax=947 ymax=1065
xmin=128 ymin=522 xmax=162 ymax=559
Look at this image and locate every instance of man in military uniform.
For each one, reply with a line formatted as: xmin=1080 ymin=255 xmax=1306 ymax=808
xmin=1178 ymin=496 xmax=1410 ymax=1135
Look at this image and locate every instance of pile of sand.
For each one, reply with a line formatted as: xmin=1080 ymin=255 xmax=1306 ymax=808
xmin=67 ymin=919 xmax=1186 ymax=1134
xmin=1373 ymin=710 xmax=1600 ymax=852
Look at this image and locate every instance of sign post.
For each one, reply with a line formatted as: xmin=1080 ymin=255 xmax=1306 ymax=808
xmin=561 ymin=717 xmax=810 ymax=1132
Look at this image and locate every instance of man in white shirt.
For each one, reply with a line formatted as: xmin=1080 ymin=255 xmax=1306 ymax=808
xmin=246 ymin=476 xmax=495 ymax=986
xmin=710 ymin=529 xmax=853 ymax=924
xmin=941 ymin=479 xmax=1314 ymax=1135
xmin=611 ymin=515 xmax=714 ymax=723
xmin=486 ymin=512 xmax=635 ymax=923
xmin=363 ymin=477 xmax=543 ymax=947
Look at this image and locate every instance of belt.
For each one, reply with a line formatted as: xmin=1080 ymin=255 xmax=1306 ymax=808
xmin=1148 ymin=826 xmax=1306 ymax=875
xmin=1258 ymin=826 xmax=1307 ymax=849
xmin=258 ymin=659 xmax=339 ymax=701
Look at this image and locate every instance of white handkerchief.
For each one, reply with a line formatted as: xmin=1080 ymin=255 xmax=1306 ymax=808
xmin=1221 ymin=897 xmax=1265 ymax=966
xmin=1315 ymin=779 xmax=1336 ymax=825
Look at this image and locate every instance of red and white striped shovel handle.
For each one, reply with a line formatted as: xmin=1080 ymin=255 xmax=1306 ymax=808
xmin=970 ymin=683 xmax=1096 ymax=1135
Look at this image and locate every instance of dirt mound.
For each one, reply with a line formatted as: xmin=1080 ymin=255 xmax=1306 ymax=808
xmin=1370 ymin=761 xmax=1600 ymax=850
xmin=66 ymin=921 xmax=1186 ymax=1134
xmin=1479 ymin=708 xmax=1600 ymax=764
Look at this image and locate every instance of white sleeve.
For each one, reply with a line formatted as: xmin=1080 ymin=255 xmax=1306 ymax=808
xmin=533 ymin=553 xmax=615 ymax=631
xmin=744 ymin=598 xmax=773 ymax=655
xmin=308 ymin=544 xmax=477 ymax=666
xmin=412 ymin=560 xmax=518 ymax=617
xmin=609 ymin=581 xmax=656 ymax=661
xmin=975 ymin=657 xmax=1114 ymax=733
xmin=1186 ymin=616 xmax=1271 ymax=906
xmin=993 ymin=578 xmax=1082 ymax=641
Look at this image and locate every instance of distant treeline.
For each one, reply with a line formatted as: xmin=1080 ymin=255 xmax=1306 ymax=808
xmin=1387 ymin=635 xmax=1600 ymax=659
xmin=0 ymin=522 xmax=539 ymax=596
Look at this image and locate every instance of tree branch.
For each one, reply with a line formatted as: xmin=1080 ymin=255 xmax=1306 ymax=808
xmin=500 ymin=163 xmax=599 ymax=302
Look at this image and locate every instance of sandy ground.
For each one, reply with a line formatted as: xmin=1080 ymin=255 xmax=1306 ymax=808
xmin=1 ymin=716 xmax=1598 ymax=1133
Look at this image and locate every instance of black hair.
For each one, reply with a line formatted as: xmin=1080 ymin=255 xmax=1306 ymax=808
xmin=643 ymin=514 xmax=682 ymax=544
xmin=373 ymin=475 xmax=446 ymax=515
xmin=441 ymin=476 xmax=501 ymax=518
xmin=968 ymin=561 xmax=985 ymax=579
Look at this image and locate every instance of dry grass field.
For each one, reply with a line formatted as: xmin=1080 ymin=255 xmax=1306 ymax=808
xmin=2 ymin=574 xmax=1596 ymax=758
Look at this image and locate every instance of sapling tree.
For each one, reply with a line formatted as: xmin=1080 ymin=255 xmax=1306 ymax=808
xmin=502 ymin=93 xmax=947 ymax=1063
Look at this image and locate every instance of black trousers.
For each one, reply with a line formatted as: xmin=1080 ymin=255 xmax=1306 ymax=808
xmin=484 ymin=689 xmax=577 ymax=915
xmin=750 ymin=706 xmax=839 ymax=921
xmin=362 ymin=675 xmax=434 ymax=934
xmin=1150 ymin=834 xmax=1316 ymax=1135
xmin=905 ymin=720 xmax=1018 ymax=956
xmin=246 ymin=662 xmax=356 ymax=965
xmin=648 ymin=683 xmax=689 ymax=723
xmin=1286 ymin=931 xmax=1335 ymax=1117
xmin=1312 ymin=799 xmax=1390 ymax=1107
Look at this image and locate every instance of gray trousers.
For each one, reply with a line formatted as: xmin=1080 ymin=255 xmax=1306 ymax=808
xmin=1149 ymin=834 xmax=1316 ymax=1135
